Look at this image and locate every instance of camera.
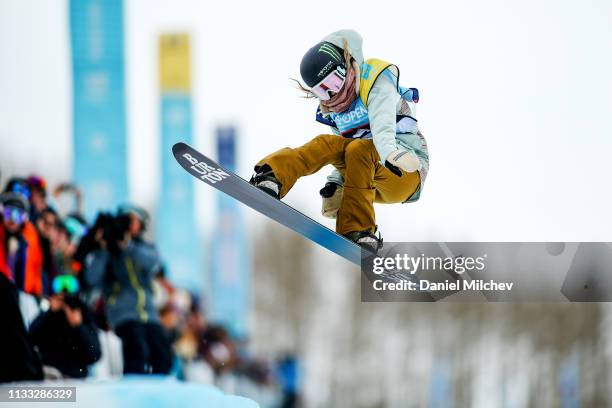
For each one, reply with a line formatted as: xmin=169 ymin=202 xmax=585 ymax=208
xmin=74 ymin=212 xmax=131 ymax=264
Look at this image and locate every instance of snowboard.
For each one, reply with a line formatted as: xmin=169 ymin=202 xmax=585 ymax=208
xmin=172 ymin=142 xmax=362 ymax=266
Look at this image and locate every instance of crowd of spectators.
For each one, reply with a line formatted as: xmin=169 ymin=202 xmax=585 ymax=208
xmin=0 ymin=174 xmax=299 ymax=406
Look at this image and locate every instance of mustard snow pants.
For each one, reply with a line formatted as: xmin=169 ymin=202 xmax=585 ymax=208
xmin=256 ymin=134 xmax=420 ymax=236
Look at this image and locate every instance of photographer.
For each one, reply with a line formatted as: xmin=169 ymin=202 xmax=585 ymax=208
xmin=84 ymin=206 xmax=173 ymax=375
xmin=29 ymin=274 xmax=100 ymax=378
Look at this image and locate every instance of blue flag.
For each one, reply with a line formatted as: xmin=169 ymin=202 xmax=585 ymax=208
xmin=209 ymin=126 xmax=251 ymax=338
xmin=69 ymin=0 xmax=128 ymax=219
xmin=156 ymin=34 xmax=202 ymax=290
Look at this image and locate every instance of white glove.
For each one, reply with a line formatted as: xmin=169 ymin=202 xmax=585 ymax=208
xmin=320 ymin=182 xmax=343 ymax=219
xmin=386 ymin=149 xmax=420 ymax=173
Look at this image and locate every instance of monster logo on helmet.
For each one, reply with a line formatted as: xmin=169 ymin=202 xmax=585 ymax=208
xmin=300 ymin=41 xmax=346 ymax=88
xmin=318 ymin=43 xmax=342 ymax=62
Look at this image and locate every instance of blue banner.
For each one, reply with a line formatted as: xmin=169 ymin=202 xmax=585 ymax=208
xmin=429 ymin=358 xmax=453 ymax=408
xmin=156 ymin=35 xmax=202 ymax=290
xmin=559 ymin=352 xmax=580 ymax=408
xmin=69 ymin=0 xmax=128 ymax=219
xmin=210 ymin=126 xmax=250 ymax=338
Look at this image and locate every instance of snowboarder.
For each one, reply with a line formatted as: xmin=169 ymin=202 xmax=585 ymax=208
xmin=250 ymin=29 xmax=429 ymax=252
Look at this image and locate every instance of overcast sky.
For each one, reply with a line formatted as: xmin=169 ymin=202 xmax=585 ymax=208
xmin=1 ymin=0 xmax=611 ymax=244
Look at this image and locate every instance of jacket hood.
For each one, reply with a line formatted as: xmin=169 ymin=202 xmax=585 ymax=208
xmin=322 ymin=29 xmax=364 ymax=66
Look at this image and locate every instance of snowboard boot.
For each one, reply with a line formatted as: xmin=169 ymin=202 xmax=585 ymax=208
xmin=249 ymin=164 xmax=282 ymax=199
xmin=345 ymin=228 xmax=383 ymax=254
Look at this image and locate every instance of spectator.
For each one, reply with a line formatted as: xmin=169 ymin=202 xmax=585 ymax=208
xmin=36 ymin=207 xmax=61 ymax=293
xmin=0 ymin=272 xmax=43 ymax=382
xmin=29 ymin=274 xmax=101 ymax=378
xmin=175 ymin=299 xmax=207 ymax=361
xmin=199 ymin=325 xmax=238 ymax=376
xmin=0 ymin=192 xmax=43 ymax=296
xmin=56 ymin=214 xmax=87 ymax=274
xmin=85 ymin=207 xmax=173 ymax=375
xmin=159 ymin=303 xmax=181 ymax=344
xmin=117 ymin=203 xmax=150 ymax=243
xmin=277 ymin=354 xmax=300 ymax=408
xmin=25 ymin=175 xmax=48 ymax=223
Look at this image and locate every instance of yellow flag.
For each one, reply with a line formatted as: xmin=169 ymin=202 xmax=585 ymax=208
xmin=159 ymin=34 xmax=191 ymax=92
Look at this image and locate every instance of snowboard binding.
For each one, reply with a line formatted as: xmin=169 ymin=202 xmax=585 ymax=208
xmin=249 ymin=164 xmax=282 ymax=199
xmin=345 ymin=228 xmax=383 ymax=254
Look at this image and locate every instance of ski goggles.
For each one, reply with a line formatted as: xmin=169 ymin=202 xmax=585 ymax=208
xmin=310 ymin=66 xmax=346 ymax=101
xmin=64 ymin=216 xmax=88 ymax=244
xmin=52 ymin=274 xmax=80 ymax=295
xmin=2 ymin=205 xmax=27 ymax=225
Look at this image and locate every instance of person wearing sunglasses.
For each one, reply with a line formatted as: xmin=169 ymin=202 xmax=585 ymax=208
xmin=250 ymin=29 xmax=429 ymax=252
xmin=0 ymin=192 xmax=44 ymax=296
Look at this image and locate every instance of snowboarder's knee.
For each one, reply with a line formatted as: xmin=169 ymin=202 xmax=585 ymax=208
xmin=310 ymin=134 xmax=342 ymax=149
xmin=345 ymin=140 xmax=376 ymax=161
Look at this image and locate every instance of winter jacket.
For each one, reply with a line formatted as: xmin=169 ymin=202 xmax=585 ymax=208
xmin=0 ymin=273 xmax=43 ymax=382
xmin=0 ymin=221 xmax=44 ymax=296
xmin=317 ymin=29 xmax=429 ymax=202
xmin=29 ymin=297 xmax=101 ymax=378
xmin=84 ymin=239 xmax=161 ymax=329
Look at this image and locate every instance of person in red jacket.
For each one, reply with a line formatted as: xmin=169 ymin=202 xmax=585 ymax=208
xmin=0 ymin=192 xmax=43 ymax=296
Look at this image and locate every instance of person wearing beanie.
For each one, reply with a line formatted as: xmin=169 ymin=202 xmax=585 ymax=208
xmin=0 ymin=192 xmax=44 ymax=296
xmin=26 ymin=175 xmax=49 ymax=224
